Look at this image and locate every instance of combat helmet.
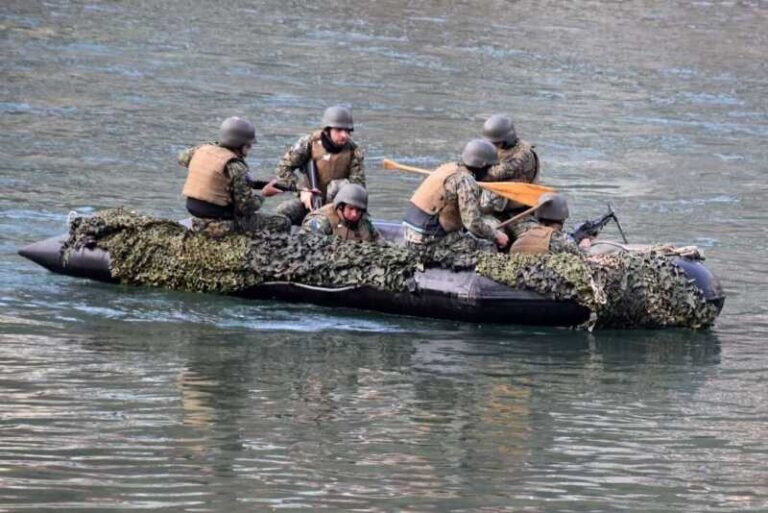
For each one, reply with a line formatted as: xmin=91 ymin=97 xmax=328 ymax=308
xmin=461 ymin=139 xmax=499 ymax=169
xmin=482 ymin=114 xmax=517 ymax=146
xmin=321 ymin=105 xmax=354 ymax=131
xmin=219 ymin=117 xmax=256 ymax=148
xmin=333 ymin=183 xmax=368 ymax=210
xmin=535 ymin=193 xmax=569 ymax=222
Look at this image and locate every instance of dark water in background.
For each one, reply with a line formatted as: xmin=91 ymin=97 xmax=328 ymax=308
xmin=1 ymin=1 xmax=767 ymax=511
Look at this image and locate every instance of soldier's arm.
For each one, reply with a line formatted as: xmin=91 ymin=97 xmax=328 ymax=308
xmin=228 ymin=160 xmax=263 ymax=216
xmin=347 ymin=146 xmax=366 ymax=187
xmin=550 ymin=231 xmax=582 ymax=255
xmin=485 ymin=149 xmax=537 ymax=183
xmin=275 ymin=136 xmax=313 ymax=188
xmin=455 ymin=175 xmax=496 ymax=241
xmin=177 ymin=145 xmax=198 ymax=168
xmin=301 ymin=212 xmax=333 ymax=236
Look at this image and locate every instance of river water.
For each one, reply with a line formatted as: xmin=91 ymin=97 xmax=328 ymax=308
xmin=1 ymin=1 xmax=767 ymax=511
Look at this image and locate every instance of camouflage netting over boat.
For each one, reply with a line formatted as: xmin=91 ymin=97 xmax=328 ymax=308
xmin=476 ymin=251 xmax=719 ymax=329
xmin=63 ymin=209 xmax=719 ymax=329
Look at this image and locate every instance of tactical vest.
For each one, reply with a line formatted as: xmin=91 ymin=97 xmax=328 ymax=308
xmin=310 ymin=131 xmax=354 ymax=200
xmin=182 ymin=144 xmax=240 ymax=206
xmin=409 ymin=163 xmax=463 ymax=233
xmin=318 ymin=204 xmax=376 ymax=242
xmin=509 ymin=225 xmax=555 ymax=255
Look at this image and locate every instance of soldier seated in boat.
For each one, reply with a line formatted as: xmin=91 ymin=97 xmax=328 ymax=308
xmin=301 ymin=183 xmax=379 ymax=242
xmin=509 ymin=193 xmax=581 ymax=255
xmin=273 ymin=105 xmax=366 ymax=226
xmin=402 ymin=139 xmax=509 ymax=250
xmin=179 ymin=117 xmax=290 ymax=238
xmin=480 ymin=114 xmax=541 ymax=224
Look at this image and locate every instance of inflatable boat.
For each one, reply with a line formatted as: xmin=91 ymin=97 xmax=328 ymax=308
xmin=18 ymin=221 xmax=725 ymax=328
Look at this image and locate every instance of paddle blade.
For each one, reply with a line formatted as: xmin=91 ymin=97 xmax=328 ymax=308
xmin=478 ymin=181 xmax=556 ymax=207
xmin=382 ymin=158 xmax=399 ymax=170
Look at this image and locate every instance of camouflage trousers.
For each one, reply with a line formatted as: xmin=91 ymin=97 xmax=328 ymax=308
xmin=276 ymin=198 xmax=309 ymax=226
xmin=191 ymin=212 xmax=291 ymax=238
xmin=404 ymin=226 xmax=496 ymax=253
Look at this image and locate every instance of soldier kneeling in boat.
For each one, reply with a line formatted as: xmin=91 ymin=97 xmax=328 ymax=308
xmin=273 ymin=105 xmax=366 ymax=226
xmin=479 ymin=114 xmax=542 ymax=227
xmin=301 ymin=183 xmax=379 ymax=242
xmin=403 ymin=139 xmax=509 ymax=250
xmin=509 ymin=193 xmax=580 ymax=255
xmin=179 ymin=117 xmax=290 ymax=238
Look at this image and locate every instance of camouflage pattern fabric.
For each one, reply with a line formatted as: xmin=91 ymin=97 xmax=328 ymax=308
xmin=275 ymin=134 xmax=366 ymax=189
xmin=481 ymin=139 xmax=539 ymax=214
xmin=301 ymin=209 xmax=380 ymax=242
xmin=62 ymin=209 xmax=719 ymax=330
xmin=444 ymin=169 xmax=497 ymax=241
xmin=477 ymin=248 xmax=719 ymax=329
xmin=276 ymin=197 xmax=309 ymax=226
xmin=486 ymin=139 xmax=538 ymax=183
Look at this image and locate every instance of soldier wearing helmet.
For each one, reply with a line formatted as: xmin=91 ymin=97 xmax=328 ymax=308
xmin=273 ymin=105 xmax=366 ymax=225
xmin=480 ymin=114 xmax=541 ymax=220
xmin=509 ymin=193 xmax=580 ymax=255
xmin=178 ymin=116 xmax=290 ymax=237
xmin=402 ymin=139 xmax=509 ymax=249
xmin=301 ymin=183 xmax=379 ymax=242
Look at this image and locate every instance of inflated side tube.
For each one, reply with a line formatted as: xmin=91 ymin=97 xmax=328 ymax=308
xmin=18 ymin=233 xmax=591 ymax=326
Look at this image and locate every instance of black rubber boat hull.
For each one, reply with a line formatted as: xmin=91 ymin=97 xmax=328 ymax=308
xmin=18 ymin=233 xmax=592 ymax=326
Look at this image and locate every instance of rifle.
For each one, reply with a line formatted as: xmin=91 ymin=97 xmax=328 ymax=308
xmin=570 ymin=203 xmax=628 ymax=243
xmin=248 ymin=178 xmax=296 ymax=193
xmin=305 ymin=159 xmax=323 ymax=210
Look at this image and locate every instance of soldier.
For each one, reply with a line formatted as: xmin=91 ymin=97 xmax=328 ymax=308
xmin=179 ymin=117 xmax=290 ymax=238
xmin=274 ymin=105 xmax=366 ymax=225
xmin=403 ymin=139 xmax=509 ymax=249
xmin=480 ymin=114 xmax=541 ymax=220
xmin=509 ymin=193 xmax=580 ymax=255
xmin=301 ymin=183 xmax=379 ymax=242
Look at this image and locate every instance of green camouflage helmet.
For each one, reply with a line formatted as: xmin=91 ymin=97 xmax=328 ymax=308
xmin=535 ymin=193 xmax=569 ymax=222
xmin=333 ymin=183 xmax=368 ymax=210
xmin=219 ymin=117 xmax=256 ymax=148
xmin=321 ymin=105 xmax=354 ymax=131
xmin=482 ymin=114 xmax=517 ymax=145
xmin=461 ymin=139 xmax=499 ymax=168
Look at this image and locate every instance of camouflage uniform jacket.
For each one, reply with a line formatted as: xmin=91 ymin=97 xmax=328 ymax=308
xmin=178 ymin=142 xmax=263 ymax=220
xmin=444 ymin=167 xmax=497 ymax=241
xmin=302 ymin=206 xmax=380 ymax=242
xmin=481 ymin=139 xmax=540 ymax=214
xmin=486 ymin=139 xmax=539 ymax=183
xmin=275 ymin=133 xmax=366 ymax=190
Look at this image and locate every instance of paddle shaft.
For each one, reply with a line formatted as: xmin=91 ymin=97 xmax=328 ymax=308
xmin=497 ymin=205 xmax=541 ymax=229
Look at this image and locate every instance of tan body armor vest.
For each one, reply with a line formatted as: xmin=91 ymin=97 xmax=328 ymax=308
xmin=309 ymin=131 xmax=354 ymax=200
xmin=182 ymin=144 xmax=239 ymax=206
xmin=409 ymin=163 xmax=463 ymax=233
xmin=318 ymin=204 xmax=376 ymax=242
xmin=509 ymin=225 xmax=555 ymax=255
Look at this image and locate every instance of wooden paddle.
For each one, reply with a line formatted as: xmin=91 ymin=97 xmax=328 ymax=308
xmin=382 ymin=158 xmax=555 ymax=207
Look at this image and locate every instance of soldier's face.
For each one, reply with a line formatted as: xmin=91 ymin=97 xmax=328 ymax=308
xmin=329 ymin=128 xmax=351 ymax=147
xmin=241 ymin=143 xmax=252 ymax=157
xmin=341 ymin=205 xmax=363 ymax=224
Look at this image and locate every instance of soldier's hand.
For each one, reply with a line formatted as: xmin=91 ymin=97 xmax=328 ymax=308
xmin=300 ymin=190 xmax=314 ymax=210
xmin=578 ymin=237 xmax=594 ymax=250
xmin=495 ymin=231 xmax=509 ymax=249
xmin=261 ymin=179 xmax=283 ymax=198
